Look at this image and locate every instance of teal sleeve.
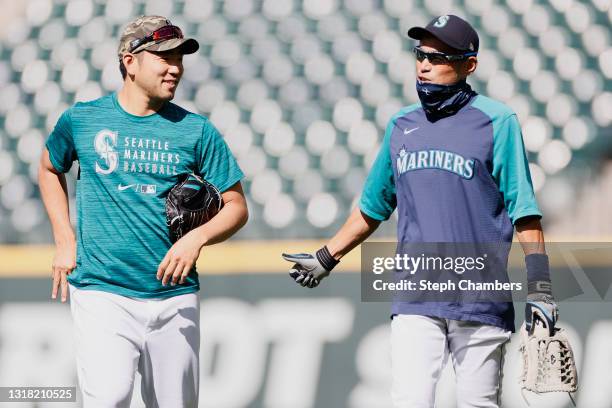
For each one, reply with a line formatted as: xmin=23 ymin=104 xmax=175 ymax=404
xmin=492 ymin=114 xmax=542 ymax=224
xmin=198 ymin=121 xmax=244 ymax=192
xmin=358 ymin=119 xmax=397 ymax=221
xmin=45 ymin=109 xmax=77 ymax=173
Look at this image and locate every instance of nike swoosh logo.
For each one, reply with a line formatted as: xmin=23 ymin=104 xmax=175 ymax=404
xmin=117 ymin=184 xmax=136 ymax=191
xmin=404 ymin=127 xmax=419 ymax=135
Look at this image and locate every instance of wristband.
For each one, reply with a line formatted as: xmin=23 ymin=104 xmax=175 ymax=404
xmin=316 ymin=246 xmax=339 ymax=272
xmin=526 ymin=253 xmax=552 ymax=294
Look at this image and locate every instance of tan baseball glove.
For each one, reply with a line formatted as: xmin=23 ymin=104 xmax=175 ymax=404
xmin=519 ymin=319 xmax=578 ymax=405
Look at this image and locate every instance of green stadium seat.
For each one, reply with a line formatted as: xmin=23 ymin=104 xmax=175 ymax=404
xmin=0 ymin=0 xmax=610 ymax=239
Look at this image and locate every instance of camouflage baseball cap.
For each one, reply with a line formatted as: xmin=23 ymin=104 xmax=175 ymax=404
xmin=117 ymin=15 xmax=199 ymax=58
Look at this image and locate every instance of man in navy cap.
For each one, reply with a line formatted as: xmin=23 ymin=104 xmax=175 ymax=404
xmin=283 ymin=15 xmax=557 ymax=407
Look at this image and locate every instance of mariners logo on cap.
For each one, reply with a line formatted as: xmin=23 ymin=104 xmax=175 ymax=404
xmin=433 ymin=15 xmax=449 ymax=28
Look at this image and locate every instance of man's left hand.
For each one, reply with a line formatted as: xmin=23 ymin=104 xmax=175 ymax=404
xmin=525 ymin=293 xmax=558 ymax=336
xmin=157 ymin=231 xmax=203 ymax=286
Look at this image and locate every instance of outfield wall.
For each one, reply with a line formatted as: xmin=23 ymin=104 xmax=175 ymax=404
xmin=0 ymin=243 xmax=611 ymax=408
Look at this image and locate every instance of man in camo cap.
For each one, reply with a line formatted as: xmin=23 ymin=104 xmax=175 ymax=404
xmin=40 ymin=14 xmax=247 ymax=408
xmin=117 ymin=15 xmax=199 ymax=92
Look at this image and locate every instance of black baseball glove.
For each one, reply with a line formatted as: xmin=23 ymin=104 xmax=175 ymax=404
xmin=166 ymin=173 xmax=223 ymax=243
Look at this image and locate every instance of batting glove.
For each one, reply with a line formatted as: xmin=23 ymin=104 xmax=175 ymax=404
xmin=525 ymin=292 xmax=558 ymax=336
xmin=282 ymin=246 xmax=339 ymax=288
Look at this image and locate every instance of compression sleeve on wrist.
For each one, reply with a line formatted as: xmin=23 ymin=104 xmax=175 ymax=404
xmin=316 ymin=246 xmax=340 ymax=272
xmin=526 ymin=253 xmax=552 ymax=295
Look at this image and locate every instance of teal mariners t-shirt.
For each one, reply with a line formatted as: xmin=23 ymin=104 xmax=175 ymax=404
xmin=45 ymin=93 xmax=244 ymax=298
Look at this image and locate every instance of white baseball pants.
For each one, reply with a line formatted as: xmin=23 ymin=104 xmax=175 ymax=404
xmin=391 ymin=314 xmax=511 ymax=408
xmin=69 ymin=285 xmax=200 ymax=408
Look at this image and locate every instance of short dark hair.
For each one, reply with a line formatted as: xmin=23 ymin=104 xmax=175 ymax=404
xmin=119 ymin=59 xmax=127 ymax=79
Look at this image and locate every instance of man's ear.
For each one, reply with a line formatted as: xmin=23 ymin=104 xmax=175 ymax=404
xmin=465 ymin=56 xmax=478 ymax=76
xmin=122 ymin=53 xmax=138 ymax=77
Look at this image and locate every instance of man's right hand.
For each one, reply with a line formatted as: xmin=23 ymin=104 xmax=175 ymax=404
xmin=282 ymin=246 xmax=339 ymax=288
xmin=52 ymin=241 xmax=76 ymax=302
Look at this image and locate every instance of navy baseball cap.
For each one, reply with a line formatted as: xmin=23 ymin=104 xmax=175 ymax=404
xmin=408 ymin=15 xmax=479 ymax=53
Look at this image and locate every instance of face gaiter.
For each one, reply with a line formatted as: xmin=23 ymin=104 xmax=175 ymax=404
xmin=416 ymin=79 xmax=475 ymax=118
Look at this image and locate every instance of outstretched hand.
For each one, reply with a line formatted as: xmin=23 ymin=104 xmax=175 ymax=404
xmin=282 ymin=246 xmax=339 ymax=288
